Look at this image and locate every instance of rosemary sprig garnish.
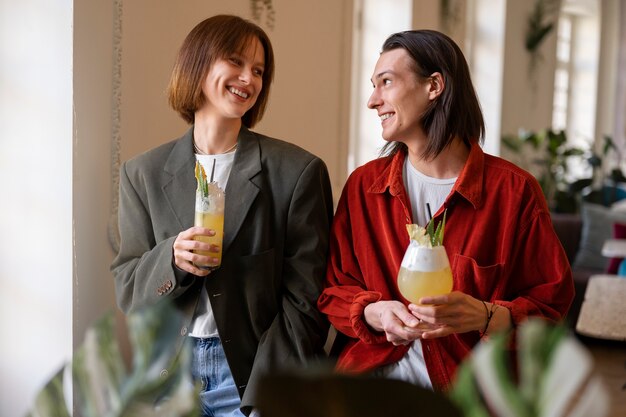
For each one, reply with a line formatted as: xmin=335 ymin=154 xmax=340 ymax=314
xmin=406 ymin=209 xmax=447 ymax=247
xmin=426 ymin=209 xmax=447 ymax=246
xmin=194 ymin=161 xmax=208 ymax=198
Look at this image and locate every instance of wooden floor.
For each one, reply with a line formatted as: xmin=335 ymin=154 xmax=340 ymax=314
xmin=578 ymin=335 xmax=626 ymax=417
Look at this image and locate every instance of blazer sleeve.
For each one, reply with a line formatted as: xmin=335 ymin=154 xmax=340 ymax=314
xmin=242 ymin=157 xmax=333 ymax=408
xmin=111 ymin=161 xmax=194 ymax=313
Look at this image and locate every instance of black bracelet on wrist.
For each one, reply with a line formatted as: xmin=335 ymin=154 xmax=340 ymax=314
xmin=480 ymin=301 xmax=498 ymax=337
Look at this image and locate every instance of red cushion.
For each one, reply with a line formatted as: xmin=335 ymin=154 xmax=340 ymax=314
xmin=606 ymin=222 xmax=626 ymax=273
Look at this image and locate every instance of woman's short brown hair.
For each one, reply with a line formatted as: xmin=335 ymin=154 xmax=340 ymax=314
xmin=167 ymin=15 xmax=275 ymax=128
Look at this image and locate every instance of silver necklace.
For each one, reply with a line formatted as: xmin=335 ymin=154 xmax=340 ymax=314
xmin=193 ymin=140 xmax=238 ymax=155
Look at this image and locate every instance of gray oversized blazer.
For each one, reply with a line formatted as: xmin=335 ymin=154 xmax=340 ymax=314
xmin=111 ymin=126 xmax=333 ymax=411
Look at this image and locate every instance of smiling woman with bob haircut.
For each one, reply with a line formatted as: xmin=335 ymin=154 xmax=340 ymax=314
xmin=112 ymin=14 xmax=333 ymax=417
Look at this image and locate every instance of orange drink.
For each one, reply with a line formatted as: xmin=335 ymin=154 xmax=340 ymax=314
xmin=194 ymin=209 xmax=224 ymax=269
xmin=193 ymin=179 xmax=225 ymax=270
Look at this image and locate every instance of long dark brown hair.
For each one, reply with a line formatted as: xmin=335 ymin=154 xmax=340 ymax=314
xmin=379 ymin=30 xmax=484 ymax=159
xmin=167 ymin=15 xmax=275 ymax=128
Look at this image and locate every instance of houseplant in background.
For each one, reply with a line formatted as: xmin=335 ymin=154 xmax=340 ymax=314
xmin=502 ymin=129 xmax=626 ymax=213
xmin=581 ymin=135 xmax=626 ymax=207
xmin=525 ymin=0 xmax=560 ymax=85
xmin=27 ymin=301 xmax=199 ymax=417
xmin=502 ymin=128 xmax=585 ymax=213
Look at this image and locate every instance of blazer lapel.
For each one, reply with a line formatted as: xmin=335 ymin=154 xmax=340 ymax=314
xmin=161 ymin=126 xmax=262 ymax=251
xmin=223 ymin=127 xmax=262 ymax=252
xmin=162 ymin=128 xmax=196 ymax=230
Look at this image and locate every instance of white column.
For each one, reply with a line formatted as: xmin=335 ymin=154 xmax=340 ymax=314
xmin=594 ymin=0 xmax=618 ymax=153
xmin=467 ymin=0 xmax=506 ymax=156
xmin=349 ymin=0 xmax=412 ymax=172
xmin=614 ymin=0 xmax=626 ymax=158
xmin=0 ymin=1 xmax=73 ymax=416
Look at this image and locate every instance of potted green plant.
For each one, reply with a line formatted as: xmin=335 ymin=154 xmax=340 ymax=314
xmin=502 ymin=130 xmax=626 ymax=213
xmin=525 ymin=0 xmax=560 ymax=85
xmin=502 ymin=129 xmax=585 ymax=213
xmin=581 ymin=135 xmax=626 ymax=206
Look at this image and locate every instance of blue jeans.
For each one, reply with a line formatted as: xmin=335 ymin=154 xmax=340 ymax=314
xmin=191 ymin=337 xmax=245 ymax=417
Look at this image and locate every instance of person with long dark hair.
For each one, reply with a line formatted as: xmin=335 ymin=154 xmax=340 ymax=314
xmin=318 ymin=30 xmax=573 ymax=390
xmin=112 ymin=15 xmax=333 ymax=416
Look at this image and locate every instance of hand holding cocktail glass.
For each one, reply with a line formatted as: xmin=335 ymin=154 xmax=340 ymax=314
xmin=394 ymin=213 xmax=455 ymax=339
xmin=399 ymin=213 xmax=499 ymax=339
xmin=172 ymin=161 xmax=224 ymax=275
xmin=362 ymin=216 xmax=452 ymax=345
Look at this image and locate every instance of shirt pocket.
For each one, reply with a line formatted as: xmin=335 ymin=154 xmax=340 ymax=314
xmin=452 ymin=254 xmax=504 ymax=301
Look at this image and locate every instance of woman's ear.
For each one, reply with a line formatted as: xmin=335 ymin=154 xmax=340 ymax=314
xmin=428 ymin=72 xmax=444 ymax=100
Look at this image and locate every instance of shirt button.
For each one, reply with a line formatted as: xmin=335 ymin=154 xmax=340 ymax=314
xmin=160 ymin=369 xmax=169 ymax=377
xmin=180 ymin=326 xmax=188 ymax=336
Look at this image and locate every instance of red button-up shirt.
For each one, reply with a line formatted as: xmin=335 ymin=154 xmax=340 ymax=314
xmin=318 ymin=142 xmax=574 ymax=390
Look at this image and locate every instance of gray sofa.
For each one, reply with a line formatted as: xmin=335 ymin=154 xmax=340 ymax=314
xmin=550 ymin=212 xmax=604 ymax=328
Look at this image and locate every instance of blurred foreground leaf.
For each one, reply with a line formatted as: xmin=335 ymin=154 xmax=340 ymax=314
xmin=26 ymin=301 xmax=199 ymax=417
xmin=450 ymin=318 xmax=610 ymax=417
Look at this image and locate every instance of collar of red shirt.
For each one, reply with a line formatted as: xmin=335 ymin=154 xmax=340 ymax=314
xmin=367 ymin=141 xmax=485 ymax=210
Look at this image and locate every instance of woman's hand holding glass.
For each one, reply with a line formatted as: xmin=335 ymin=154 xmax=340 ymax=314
xmin=173 ymin=226 xmax=220 ymax=276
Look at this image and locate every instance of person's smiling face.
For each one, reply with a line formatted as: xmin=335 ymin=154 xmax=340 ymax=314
xmin=367 ymin=48 xmax=433 ymax=145
xmin=199 ymin=36 xmax=265 ymax=121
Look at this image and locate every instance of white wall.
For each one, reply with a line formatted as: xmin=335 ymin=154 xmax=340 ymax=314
xmin=0 ymin=1 xmax=73 ymax=416
xmin=500 ymin=0 xmax=559 ymax=136
xmin=258 ymin=0 xmax=353 ymax=194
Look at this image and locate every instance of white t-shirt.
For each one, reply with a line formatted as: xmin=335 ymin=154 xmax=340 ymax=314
xmin=374 ymin=157 xmax=456 ymax=389
xmin=189 ymin=150 xmax=236 ymax=338
xmin=404 ymin=157 xmax=456 ymax=226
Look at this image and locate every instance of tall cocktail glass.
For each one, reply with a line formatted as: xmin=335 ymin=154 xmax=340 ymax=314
xmin=193 ymin=161 xmax=225 ymax=270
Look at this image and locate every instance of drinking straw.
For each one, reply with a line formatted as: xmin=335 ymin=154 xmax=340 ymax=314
xmin=426 ymin=203 xmax=433 ymax=222
xmin=210 ymin=158 xmax=216 ymax=183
